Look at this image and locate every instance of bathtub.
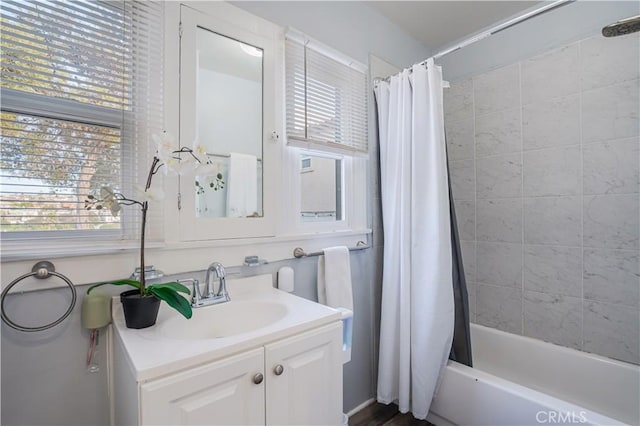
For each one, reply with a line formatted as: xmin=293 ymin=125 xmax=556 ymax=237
xmin=427 ymin=324 xmax=639 ymax=426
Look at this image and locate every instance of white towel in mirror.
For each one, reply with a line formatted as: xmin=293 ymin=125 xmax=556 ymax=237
xmin=226 ymin=152 xmax=257 ymax=217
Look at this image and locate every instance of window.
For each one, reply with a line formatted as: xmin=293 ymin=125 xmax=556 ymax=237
xmin=285 ymin=30 xmax=368 ymax=229
xmin=301 ymin=157 xmax=312 ymax=172
xmin=300 ymin=153 xmax=342 ymax=222
xmin=285 ymin=32 xmax=368 ymax=155
xmin=0 ymin=0 xmax=163 ymax=242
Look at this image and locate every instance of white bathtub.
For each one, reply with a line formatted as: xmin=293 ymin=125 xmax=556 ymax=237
xmin=427 ymin=324 xmax=639 ymax=426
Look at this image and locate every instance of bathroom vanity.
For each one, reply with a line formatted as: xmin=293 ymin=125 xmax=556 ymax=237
xmin=111 ymin=274 xmax=343 ymax=425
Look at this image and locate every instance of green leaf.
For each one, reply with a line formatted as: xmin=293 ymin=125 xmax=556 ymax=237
xmin=149 ymin=287 xmax=193 ymax=319
xmin=88 ymin=194 xmax=95 ymax=199
xmin=86 ymin=279 xmax=141 ymax=294
xmin=148 ymin=281 xmax=190 ymax=295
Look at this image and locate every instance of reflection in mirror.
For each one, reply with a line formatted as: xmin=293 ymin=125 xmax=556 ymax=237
xmin=300 ymin=154 xmax=342 ymax=222
xmin=194 ymin=27 xmax=263 ymax=218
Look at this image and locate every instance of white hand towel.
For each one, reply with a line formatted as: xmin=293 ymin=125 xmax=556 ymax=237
xmin=317 ymin=246 xmax=353 ymax=310
xmin=226 ymin=152 xmax=258 ymax=217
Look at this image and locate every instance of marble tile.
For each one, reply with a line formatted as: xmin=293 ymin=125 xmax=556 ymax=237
xmin=521 ymin=43 xmax=580 ymax=105
xmin=584 ymin=300 xmax=640 ymax=364
xmin=460 ymin=241 xmax=476 ymax=283
xmin=524 ymin=196 xmax=582 ymax=246
xmin=523 ymin=146 xmax=581 ymax=197
xmin=453 ymin=199 xmax=475 ymax=241
xmin=584 ymin=248 xmax=640 ymax=307
xmin=467 ymin=282 xmax=477 ymax=323
xmin=477 ymin=198 xmax=523 ymax=243
xmin=476 ymin=284 xmax=522 ymax=334
xmin=449 ymin=159 xmax=475 ymax=200
xmin=524 ymin=245 xmax=582 ymax=297
xmin=582 ymin=79 xmax=640 ymax=143
xmin=474 ymin=64 xmax=520 ymax=116
xmin=475 ymin=108 xmax=521 ymax=157
xmin=583 ymin=194 xmax=639 ymax=250
xmin=444 ymin=78 xmax=473 ymax=122
xmin=522 ymin=94 xmax=580 ymax=151
xmin=476 ymin=153 xmax=522 ymax=199
xmin=583 ymin=137 xmax=639 ymax=195
xmin=476 ymin=242 xmax=523 ymax=288
xmin=581 ymin=34 xmax=640 ymax=91
xmin=445 ymin=116 xmax=474 ymax=161
xmin=524 ymin=291 xmax=582 ymax=350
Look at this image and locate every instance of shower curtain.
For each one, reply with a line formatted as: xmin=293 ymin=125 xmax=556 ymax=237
xmin=373 ymin=60 xmax=455 ymax=419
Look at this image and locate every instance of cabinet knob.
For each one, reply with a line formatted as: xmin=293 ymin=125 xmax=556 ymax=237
xmin=273 ymin=364 xmax=284 ymax=376
xmin=252 ymin=373 xmax=264 ymax=384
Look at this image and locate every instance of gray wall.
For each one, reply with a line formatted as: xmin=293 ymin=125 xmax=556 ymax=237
xmin=445 ymin=29 xmax=639 ymax=364
xmin=1 ymin=2 xmax=428 ymax=425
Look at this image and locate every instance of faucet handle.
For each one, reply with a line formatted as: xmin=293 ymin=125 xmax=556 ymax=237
xmin=178 ymin=278 xmax=202 ymax=306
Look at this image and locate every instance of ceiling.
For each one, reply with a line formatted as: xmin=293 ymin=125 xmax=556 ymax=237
xmin=367 ymin=1 xmax=542 ymax=52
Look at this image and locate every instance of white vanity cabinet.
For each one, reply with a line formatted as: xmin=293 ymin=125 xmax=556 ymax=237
xmin=117 ymin=322 xmax=343 ymax=426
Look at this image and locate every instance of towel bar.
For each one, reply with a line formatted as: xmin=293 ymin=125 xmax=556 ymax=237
xmin=293 ymin=241 xmax=369 ymax=258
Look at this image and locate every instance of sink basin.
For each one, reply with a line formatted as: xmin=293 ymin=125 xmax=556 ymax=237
xmin=159 ymin=301 xmax=288 ymax=340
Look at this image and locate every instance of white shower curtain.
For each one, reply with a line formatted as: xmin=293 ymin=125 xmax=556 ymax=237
xmin=374 ymin=60 xmax=454 ymax=419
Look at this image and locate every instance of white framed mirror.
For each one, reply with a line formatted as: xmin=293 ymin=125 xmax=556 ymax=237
xmin=178 ymin=5 xmax=279 ymax=240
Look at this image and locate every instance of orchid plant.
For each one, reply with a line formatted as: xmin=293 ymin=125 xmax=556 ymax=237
xmin=84 ymin=133 xmax=224 ymax=319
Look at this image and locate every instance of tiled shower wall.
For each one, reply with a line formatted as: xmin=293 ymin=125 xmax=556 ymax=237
xmin=444 ymin=33 xmax=639 ymax=364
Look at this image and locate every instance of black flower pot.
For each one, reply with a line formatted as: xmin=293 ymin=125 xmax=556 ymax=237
xmin=120 ymin=289 xmax=161 ymax=329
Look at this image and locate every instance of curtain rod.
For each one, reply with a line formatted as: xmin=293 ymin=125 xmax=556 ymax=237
xmin=374 ymin=0 xmax=575 ymax=83
xmin=427 ymin=0 xmax=575 ymax=62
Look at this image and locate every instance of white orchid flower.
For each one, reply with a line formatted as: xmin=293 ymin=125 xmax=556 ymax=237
xmin=109 ymin=201 xmax=122 ymax=216
xmin=100 ymin=186 xmax=115 ymax=202
xmin=196 ymin=162 xmax=218 ymax=178
xmin=134 ymin=185 xmax=165 ymax=202
xmin=192 ymin=140 xmax=209 ymax=164
xmin=152 ymin=132 xmax=176 ymax=164
xmin=164 ymin=154 xmax=199 ymax=176
xmin=99 ymin=186 xmax=121 ymax=217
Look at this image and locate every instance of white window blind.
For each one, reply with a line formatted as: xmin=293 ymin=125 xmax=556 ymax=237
xmin=285 ymin=33 xmax=368 ymax=155
xmin=0 ymin=0 xmax=164 ymax=241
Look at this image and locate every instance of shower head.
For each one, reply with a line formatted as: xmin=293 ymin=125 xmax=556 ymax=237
xmin=602 ymin=15 xmax=640 ymax=37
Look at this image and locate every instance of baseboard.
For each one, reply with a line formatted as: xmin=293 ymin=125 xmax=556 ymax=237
xmin=426 ymin=411 xmax=456 ymax=426
xmin=346 ymin=397 xmax=376 ymax=417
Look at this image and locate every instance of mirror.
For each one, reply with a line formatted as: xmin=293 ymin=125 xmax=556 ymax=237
xmin=194 ymin=27 xmax=263 ymax=218
xmin=300 ymin=154 xmax=342 ymax=222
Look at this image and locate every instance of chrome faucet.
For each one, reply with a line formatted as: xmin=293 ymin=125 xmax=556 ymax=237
xmin=177 ymin=262 xmax=230 ymax=309
xmin=202 ymin=262 xmax=230 ymax=305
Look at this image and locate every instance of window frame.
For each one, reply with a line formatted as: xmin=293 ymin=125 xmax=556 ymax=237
xmin=0 ymin=0 xmax=158 ymax=249
xmin=283 ymin=29 xmax=369 ymax=235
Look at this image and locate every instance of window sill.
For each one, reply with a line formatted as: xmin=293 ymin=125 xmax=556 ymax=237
xmin=0 ymin=229 xmax=372 ymax=293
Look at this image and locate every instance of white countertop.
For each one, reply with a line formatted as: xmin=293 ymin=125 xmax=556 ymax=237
xmin=112 ymin=274 xmax=341 ymax=382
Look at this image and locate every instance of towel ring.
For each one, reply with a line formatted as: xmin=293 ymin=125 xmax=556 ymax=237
xmin=1 ymin=261 xmax=77 ymax=332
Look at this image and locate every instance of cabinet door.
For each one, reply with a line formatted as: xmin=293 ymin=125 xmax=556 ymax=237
xmin=178 ymin=5 xmax=280 ymax=241
xmin=140 ymin=348 xmax=265 ymax=425
xmin=265 ymin=322 xmax=343 ymax=425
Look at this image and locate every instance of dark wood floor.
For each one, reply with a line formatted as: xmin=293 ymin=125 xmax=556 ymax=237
xmin=348 ymin=402 xmax=434 ymax=426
